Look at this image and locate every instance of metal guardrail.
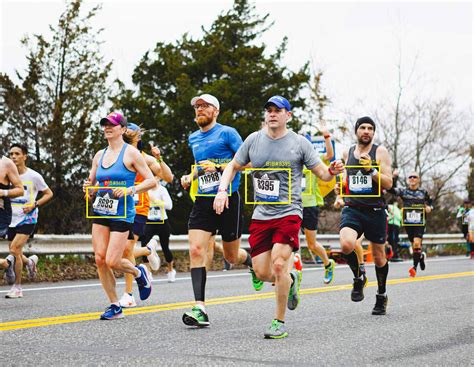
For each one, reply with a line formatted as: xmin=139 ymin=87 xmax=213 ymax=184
xmin=0 ymin=233 xmax=466 ymax=255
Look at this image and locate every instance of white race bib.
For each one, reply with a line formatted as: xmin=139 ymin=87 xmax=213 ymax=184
xmin=133 ymin=193 xmax=139 ymax=205
xmin=148 ymin=206 xmax=163 ymax=221
xmin=405 ymin=210 xmax=422 ymax=224
xmin=93 ymin=194 xmax=119 ymax=216
xmin=198 ymin=171 xmax=222 ymax=193
xmin=254 ymin=177 xmax=280 ymax=202
xmin=301 ymin=177 xmax=306 ymax=192
xmin=348 ymin=174 xmax=371 ymax=194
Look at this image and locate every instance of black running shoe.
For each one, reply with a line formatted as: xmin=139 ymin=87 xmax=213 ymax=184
xmin=372 ymin=294 xmax=388 ymax=315
xmin=420 ymin=252 xmax=426 ymax=271
xmin=351 ymin=273 xmax=367 ymax=302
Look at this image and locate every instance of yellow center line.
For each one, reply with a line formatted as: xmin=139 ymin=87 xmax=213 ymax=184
xmin=1 ymin=271 xmax=472 ymax=331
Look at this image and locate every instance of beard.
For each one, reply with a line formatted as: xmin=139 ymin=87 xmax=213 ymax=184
xmin=195 ymin=115 xmax=213 ymax=128
xmin=357 ymin=135 xmax=373 ymax=146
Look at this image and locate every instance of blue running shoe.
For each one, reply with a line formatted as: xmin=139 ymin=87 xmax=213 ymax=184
xmin=135 ymin=264 xmax=152 ymax=301
xmin=100 ymin=304 xmax=124 ymax=320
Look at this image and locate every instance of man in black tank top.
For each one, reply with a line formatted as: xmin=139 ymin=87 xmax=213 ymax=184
xmin=0 ymin=156 xmax=24 ymax=283
xmin=339 ymin=117 xmax=393 ymax=315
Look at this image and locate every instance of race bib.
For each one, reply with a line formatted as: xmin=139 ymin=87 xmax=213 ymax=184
xmin=148 ymin=206 xmax=163 ymax=221
xmin=93 ymin=194 xmax=119 ymax=216
xmin=348 ymin=173 xmax=371 ymax=194
xmin=133 ymin=193 xmax=139 ymax=205
xmin=405 ymin=210 xmax=422 ymax=224
xmin=301 ymin=177 xmax=306 ymax=192
xmin=254 ymin=177 xmax=280 ymax=202
xmin=198 ymin=171 xmax=222 ymax=193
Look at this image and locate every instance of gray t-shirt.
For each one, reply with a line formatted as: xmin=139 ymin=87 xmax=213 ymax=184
xmin=235 ymin=129 xmax=321 ymax=220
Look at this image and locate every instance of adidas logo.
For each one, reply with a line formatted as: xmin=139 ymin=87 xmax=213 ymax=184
xmin=261 ymin=174 xmax=269 ymax=180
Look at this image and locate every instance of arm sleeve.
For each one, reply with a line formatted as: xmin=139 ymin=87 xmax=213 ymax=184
xmin=234 ymin=132 xmax=256 ymax=166
xmin=425 ymin=190 xmax=433 ymax=208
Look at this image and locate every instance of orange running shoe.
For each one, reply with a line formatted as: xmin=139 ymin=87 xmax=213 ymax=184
xmin=409 ymin=267 xmax=417 ymax=278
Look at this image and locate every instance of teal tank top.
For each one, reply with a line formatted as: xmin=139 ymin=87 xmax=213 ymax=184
xmin=94 ymin=144 xmax=136 ymax=222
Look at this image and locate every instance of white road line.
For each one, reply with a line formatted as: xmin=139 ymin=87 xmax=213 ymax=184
xmin=0 ymin=256 xmax=468 ymax=293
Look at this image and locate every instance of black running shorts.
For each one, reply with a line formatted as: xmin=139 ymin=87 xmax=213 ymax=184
xmin=340 ymin=206 xmax=387 ymax=244
xmin=7 ymin=224 xmax=36 ymax=241
xmin=301 ymin=206 xmax=319 ymax=231
xmin=188 ymin=191 xmax=243 ymax=242
xmin=93 ymin=218 xmax=134 ymax=240
xmin=405 ymin=225 xmax=425 ymax=243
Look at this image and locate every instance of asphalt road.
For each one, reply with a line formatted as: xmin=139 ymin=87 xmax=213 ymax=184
xmin=0 ymin=256 xmax=472 ymax=366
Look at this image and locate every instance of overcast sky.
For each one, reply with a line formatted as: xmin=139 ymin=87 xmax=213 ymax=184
xmin=1 ymin=0 xmax=472 ymax=123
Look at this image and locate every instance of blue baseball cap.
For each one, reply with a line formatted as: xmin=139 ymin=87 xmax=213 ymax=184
xmin=126 ymin=122 xmax=142 ymax=138
xmin=264 ymin=95 xmax=291 ymax=111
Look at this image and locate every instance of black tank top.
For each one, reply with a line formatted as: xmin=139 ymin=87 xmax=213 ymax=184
xmin=0 ymin=181 xmax=12 ymax=232
xmin=343 ymin=144 xmax=384 ymax=208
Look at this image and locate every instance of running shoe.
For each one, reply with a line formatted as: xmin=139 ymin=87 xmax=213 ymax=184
xmin=135 ymin=264 xmax=152 ymax=301
xmin=26 ymin=255 xmax=39 ymax=280
xmin=223 ymin=259 xmax=232 ymax=271
xmin=264 ymin=319 xmax=288 ymax=339
xmin=249 ymin=267 xmax=264 ymax=291
xmin=167 ymin=269 xmax=176 ymax=283
xmin=182 ymin=306 xmax=210 ymax=327
xmin=4 ymin=254 xmax=16 ymax=285
xmin=287 ymin=270 xmax=302 ymax=310
xmin=100 ymin=304 xmax=124 ymax=320
xmin=420 ymin=252 xmax=426 ymax=271
xmin=119 ymin=292 xmax=137 ymax=308
xmin=409 ymin=267 xmax=417 ymax=278
xmin=323 ymin=259 xmax=336 ymax=284
xmin=293 ymin=253 xmax=303 ymax=271
xmin=351 ymin=273 xmax=367 ymax=302
xmin=372 ymin=294 xmax=388 ymax=315
xmin=5 ymin=286 xmax=23 ymax=299
xmin=146 ymin=239 xmax=161 ymax=271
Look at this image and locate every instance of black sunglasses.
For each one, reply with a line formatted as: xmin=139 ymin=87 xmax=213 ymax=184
xmin=408 ymin=176 xmax=418 ymax=179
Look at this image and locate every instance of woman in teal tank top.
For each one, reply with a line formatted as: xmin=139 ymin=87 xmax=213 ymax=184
xmin=83 ymin=112 xmax=156 ymax=320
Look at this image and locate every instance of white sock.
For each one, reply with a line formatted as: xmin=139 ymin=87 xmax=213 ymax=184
xmin=195 ymin=304 xmax=206 ymax=313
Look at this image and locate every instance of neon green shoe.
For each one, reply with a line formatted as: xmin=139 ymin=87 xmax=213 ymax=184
xmin=287 ymin=270 xmax=302 ymax=310
xmin=182 ymin=306 xmax=210 ymax=327
xmin=324 ymin=259 xmax=336 ymax=284
xmin=249 ymin=267 xmax=264 ymax=291
xmin=264 ymin=319 xmax=288 ymax=339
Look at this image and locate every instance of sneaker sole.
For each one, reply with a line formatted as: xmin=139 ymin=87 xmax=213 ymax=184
xmin=100 ymin=313 xmax=124 ymax=320
xmin=5 ymin=294 xmax=23 ymax=299
xmin=264 ymin=332 xmax=289 ymax=339
xmin=182 ymin=313 xmax=209 ymax=327
xmin=120 ymin=303 xmax=137 ymax=308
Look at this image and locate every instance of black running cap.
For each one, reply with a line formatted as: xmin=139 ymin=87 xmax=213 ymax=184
xmin=355 ymin=116 xmax=376 ymax=133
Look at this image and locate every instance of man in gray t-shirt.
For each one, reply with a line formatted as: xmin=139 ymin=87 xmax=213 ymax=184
xmin=213 ymin=95 xmax=343 ymax=339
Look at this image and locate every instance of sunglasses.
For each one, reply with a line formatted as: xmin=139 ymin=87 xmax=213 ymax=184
xmin=408 ymin=176 xmax=419 ymax=179
xmin=193 ymin=103 xmax=212 ymax=110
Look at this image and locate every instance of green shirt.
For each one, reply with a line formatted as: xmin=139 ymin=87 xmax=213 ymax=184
xmin=388 ymin=204 xmax=401 ymax=226
xmin=302 ymin=155 xmax=325 ymax=208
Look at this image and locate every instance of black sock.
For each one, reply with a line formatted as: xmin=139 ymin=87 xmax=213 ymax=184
xmin=243 ymin=251 xmax=253 ymax=267
xmin=375 ymin=261 xmax=389 ymax=295
xmin=413 ymin=248 xmax=421 ymax=269
xmin=191 ymin=267 xmax=206 ymax=302
xmin=344 ymin=251 xmax=360 ymax=278
xmin=275 ymin=319 xmax=285 ymax=323
xmin=325 ymin=262 xmax=331 ymax=269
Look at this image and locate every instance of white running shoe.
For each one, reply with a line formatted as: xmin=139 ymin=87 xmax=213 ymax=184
xmin=119 ymin=292 xmax=137 ymax=308
xmin=5 ymin=286 xmax=23 ymax=299
xmin=146 ymin=239 xmax=161 ymax=271
xmin=167 ymin=269 xmax=176 ymax=283
xmin=26 ymin=255 xmax=39 ymax=280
